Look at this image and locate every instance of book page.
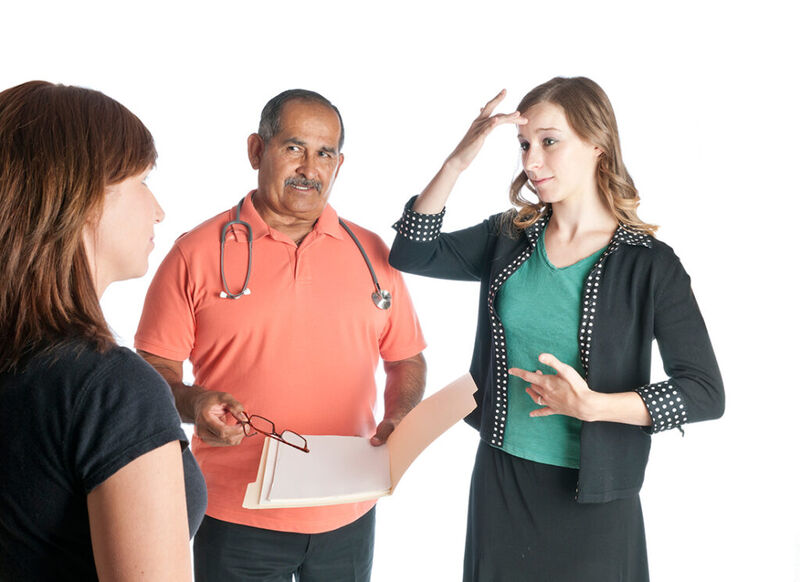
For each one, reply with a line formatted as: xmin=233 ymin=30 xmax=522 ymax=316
xmin=266 ymin=435 xmax=391 ymax=503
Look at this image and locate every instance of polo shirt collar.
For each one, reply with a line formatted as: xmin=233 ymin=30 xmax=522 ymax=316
xmin=231 ymin=191 xmax=345 ymax=242
xmin=523 ymin=206 xmax=652 ymax=249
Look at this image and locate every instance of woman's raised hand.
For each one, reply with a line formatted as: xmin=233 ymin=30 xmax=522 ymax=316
xmin=412 ymin=89 xmax=525 ymax=215
xmin=445 ymin=89 xmax=525 ymax=173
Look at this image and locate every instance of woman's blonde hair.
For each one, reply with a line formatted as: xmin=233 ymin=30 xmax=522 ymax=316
xmin=0 ymin=81 xmax=156 ymax=371
xmin=507 ymin=76 xmax=657 ymax=235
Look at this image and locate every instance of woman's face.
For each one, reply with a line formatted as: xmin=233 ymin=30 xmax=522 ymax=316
xmin=517 ymin=101 xmax=601 ymax=206
xmin=87 ymin=166 xmax=164 ymax=293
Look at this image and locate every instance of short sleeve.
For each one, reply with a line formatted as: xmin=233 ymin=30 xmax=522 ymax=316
xmin=378 ymin=264 xmax=427 ymax=363
xmin=69 ymin=348 xmax=188 ymax=493
xmin=135 ymin=242 xmax=196 ymax=361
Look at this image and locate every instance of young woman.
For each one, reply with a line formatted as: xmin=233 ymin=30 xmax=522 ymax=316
xmin=0 ymin=81 xmax=206 ymax=581
xmin=390 ymin=77 xmax=724 ymax=581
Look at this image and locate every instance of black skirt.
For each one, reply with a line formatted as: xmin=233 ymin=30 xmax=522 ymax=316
xmin=464 ymin=441 xmax=649 ymax=582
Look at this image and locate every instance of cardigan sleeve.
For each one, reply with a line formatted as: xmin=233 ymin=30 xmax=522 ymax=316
xmin=389 ymin=196 xmax=496 ymax=281
xmin=635 ymin=256 xmax=725 ymax=433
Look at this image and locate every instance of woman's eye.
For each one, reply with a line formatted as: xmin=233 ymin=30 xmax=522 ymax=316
xmin=543 ymin=138 xmax=557 ymax=147
xmin=519 ymin=142 xmax=530 ymax=151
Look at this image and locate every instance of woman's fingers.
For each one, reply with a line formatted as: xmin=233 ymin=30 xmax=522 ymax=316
xmin=479 ymin=89 xmax=507 ymax=118
xmin=447 ymin=93 xmax=525 ymax=173
xmin=539 ymin=352 xmax=583 ymax=384
xmin=526 ymin=386 xmax=545 ymax=405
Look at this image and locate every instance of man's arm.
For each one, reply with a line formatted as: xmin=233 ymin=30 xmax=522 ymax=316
xmin=138 ymin=350 xmax=246 ymax=447
xmin=370 ymin=352 xmax=427 ymax=446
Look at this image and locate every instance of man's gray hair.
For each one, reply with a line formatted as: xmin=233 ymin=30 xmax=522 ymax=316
xmin=258 ymin=89 xmax=344 ymax=151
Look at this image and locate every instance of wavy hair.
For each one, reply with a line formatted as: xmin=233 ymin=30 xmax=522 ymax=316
xmin=507 ymin=77 xmax=657 ymax=236
xmin=0 ymin=81 xmax=156 ymax=371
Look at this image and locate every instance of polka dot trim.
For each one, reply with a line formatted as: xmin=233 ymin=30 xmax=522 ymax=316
xmin=392 ymin=205 xmax=445 ymax=242
xmin=578 ymin=226 xmax=651 ymax=376
xmin=484 ymin=214 xmax=655 ymax=446
xmin=484 ymin=218 xmax=545 ymax=446
xmin=635 ymin=380 xmax=687 ymax=433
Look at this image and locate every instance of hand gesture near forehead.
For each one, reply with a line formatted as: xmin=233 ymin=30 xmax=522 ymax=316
xmin=446 ymin=89 xmax=526 ymax=173
xmin=412 ymin=89 xmax=526 ymax=215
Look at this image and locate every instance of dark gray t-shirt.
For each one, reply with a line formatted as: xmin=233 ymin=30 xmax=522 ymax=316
xmin=0 ymin=341 xmax=206 ymax=580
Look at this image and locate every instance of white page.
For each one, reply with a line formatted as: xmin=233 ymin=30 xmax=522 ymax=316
xmin=265 ymin=435 xmax=391 ymax=503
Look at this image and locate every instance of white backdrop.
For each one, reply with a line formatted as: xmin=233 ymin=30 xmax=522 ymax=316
xmin=3 ymin=1 xmax=798 ymax=580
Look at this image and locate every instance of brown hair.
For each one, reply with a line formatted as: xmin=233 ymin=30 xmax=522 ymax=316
xmin=0 ymin=81 xmax=157 ymax=371
xmin=507 ymin=77 xmax=657 ymax=235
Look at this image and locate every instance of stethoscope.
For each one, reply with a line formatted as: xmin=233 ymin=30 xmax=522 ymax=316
xmin=219 ymin=197 xmax=392 ymax=310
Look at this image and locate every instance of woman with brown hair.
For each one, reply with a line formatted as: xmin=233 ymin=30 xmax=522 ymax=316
xmin=0 ymin=81 xmax=206 ymax=581
xmin=390 ymin=77 xmax=724 ymax=581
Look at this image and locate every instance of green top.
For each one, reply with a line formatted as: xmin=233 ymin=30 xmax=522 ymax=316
xmin=497 ymin=227 xmax=607 ymax=468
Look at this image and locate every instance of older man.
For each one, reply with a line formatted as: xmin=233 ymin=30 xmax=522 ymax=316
xmin=136 ymin=89 xmax=426 ymax=582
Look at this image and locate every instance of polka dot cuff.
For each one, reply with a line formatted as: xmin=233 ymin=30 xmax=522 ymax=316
xmin=392 ymin=205 xmax=445 ymax=242
xmin=635 ymin=380 xmax=687 ymax=433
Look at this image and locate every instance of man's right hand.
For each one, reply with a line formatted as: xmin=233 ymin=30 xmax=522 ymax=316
xmin=138 ymin=350 xmax=247 ymax=447
xmin=190 ymin=389 xmax=247 ymax=447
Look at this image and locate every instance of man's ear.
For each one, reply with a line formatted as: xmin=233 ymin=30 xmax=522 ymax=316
xmin=247 ymin=133 xmax=264 ymax=169
xmin=333 ymin=152 xmax=345 ymax=180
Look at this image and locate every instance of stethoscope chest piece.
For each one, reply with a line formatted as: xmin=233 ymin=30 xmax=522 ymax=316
xmin=372 ymin=289 xmax=392 ymax=310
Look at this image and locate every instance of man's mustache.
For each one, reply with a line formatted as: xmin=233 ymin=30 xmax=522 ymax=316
xmin=285 ymin=177 xmax=322 ymax=192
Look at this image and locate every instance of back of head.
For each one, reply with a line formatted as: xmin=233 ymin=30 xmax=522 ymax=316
xmin=258 ymin=88 xmax=345 ymax=151
xmin=0 ymin=81 xmax=157 ymax=371
xmin=508 ymin=76 xmax=656 ymax=235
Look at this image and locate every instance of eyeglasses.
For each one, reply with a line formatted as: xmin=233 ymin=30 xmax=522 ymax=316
xmin=240 ymin=413 xmax=310 ymax=453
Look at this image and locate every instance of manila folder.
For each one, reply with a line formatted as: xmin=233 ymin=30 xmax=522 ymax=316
xmin=243 ymin=373 xmax=477 ymax=509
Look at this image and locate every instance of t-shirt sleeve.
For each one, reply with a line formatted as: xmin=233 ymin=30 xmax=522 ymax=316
xmin=135 ymin=242 xmax=196 ymax=362
xmin=378 ymin=259 xmax=427 ymax=363
xmin=69 ymin=348 xmax=189 ymax=493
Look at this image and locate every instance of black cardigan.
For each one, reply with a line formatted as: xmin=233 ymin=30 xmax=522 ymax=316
xmin=390 ymin=199 xmax=724 ymax=503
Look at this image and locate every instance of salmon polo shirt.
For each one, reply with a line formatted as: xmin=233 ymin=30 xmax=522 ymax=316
xmin=135 ymin=192 xmax=426 ymax=534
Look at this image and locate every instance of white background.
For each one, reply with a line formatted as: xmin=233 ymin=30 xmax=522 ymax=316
xmin=3 ymin=1 xmax=798 ymax=580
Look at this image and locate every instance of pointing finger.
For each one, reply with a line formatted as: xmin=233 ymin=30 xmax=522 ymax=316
xmin=509 ymin=367 xmax=537 ymax=382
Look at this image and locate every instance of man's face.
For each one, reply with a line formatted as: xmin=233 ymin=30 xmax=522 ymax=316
xmin=249 ymin=99 xmax=343 ymax=224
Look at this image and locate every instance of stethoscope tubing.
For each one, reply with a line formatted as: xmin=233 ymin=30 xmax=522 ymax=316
xmin=219 ymin=197 xmax=391 ymax=309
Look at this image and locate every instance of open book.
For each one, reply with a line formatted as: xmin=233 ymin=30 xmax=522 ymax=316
xmin=242 ymin=374 xmax=477 ymax=509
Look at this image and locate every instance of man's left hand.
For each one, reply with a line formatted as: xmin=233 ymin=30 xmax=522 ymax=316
xmin=370 ymin=418 xmax=399 ymax=446
xmin=370 ymin=352 xmax=426 ymax=446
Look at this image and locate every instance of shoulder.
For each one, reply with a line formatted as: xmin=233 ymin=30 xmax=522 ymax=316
xmin=338 ymin=217 xmax=391 ymax=256
xmin=58 ymin=343 xmax=170 ymax=400
xmin=172 ymin=207 xmax=232 ymax=252
xmin=615 ymin=232 xmax=682 ymax=268
xmin=23 ymin=341 xmax=175 ymax=425
xmin=339 ymin=218 xmax=386 ymax=243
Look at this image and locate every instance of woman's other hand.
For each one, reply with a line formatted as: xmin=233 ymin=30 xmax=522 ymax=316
xmin=509 ymin=353 xmax=597 ymax=421
xmin=510 ymin=353 xmax=653 ymax=426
